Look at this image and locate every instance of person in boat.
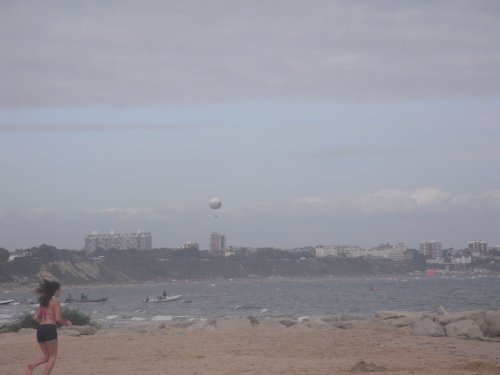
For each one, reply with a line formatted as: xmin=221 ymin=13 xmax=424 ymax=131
xmin=26 ymin=276 xmax=72 ymax=375
xmin=80 ymin=293 xmax=88 ymax=301
xmin=163 ymin=290 xmax=167 ymax=297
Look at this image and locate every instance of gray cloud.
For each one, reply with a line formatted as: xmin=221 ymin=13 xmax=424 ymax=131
xmin=0 ymin=123 xmax=209 ymax=133
xmin=1 ymin=0 xmax=499 ymax=107
xmin=291 ymin=188 xmax=500 ymax=215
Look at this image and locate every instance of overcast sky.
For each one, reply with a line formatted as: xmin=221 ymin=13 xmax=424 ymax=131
xmin=0 ymin=0 xmax=499 ymax=250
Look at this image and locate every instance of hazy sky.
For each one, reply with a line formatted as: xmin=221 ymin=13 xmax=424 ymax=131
xmin=1 ymin=0 xmax=499 ymax=250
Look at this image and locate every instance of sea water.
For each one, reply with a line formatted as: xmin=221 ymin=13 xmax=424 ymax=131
xmin=1 ymin=275 xmax=499 ymax=325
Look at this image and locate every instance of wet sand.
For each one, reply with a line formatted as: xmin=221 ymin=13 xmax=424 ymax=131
xmin=2 ymin=322 xmax=500 ymax=375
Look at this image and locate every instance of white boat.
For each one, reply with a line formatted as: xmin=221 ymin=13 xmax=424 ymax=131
xmin=0 ymin=299 xmax=15 ymax=306
xmin=144 ymin=295 xmax=182 ymax=303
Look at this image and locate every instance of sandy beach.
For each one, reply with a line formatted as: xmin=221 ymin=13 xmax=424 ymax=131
xmin=2 ymin=320 xmax=500 ymax=375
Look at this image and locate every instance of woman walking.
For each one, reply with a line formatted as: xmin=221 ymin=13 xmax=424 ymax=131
xmin=26 ymin=276 xmax=72 ymax=375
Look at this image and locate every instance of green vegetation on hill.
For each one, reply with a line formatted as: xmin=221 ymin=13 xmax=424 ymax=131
xmin=0 ymin=308 xmax=91 ymax=333
xmin=1 ymin=245 xmax=428 ymax=284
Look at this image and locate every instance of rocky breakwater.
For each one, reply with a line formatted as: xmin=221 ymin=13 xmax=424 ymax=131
xmin=375 ymin=307 xmax=500 ymax=341
xmin=6 ymin=308 xmax=500 ymax=343
xmin=114 ymin=308 xmax=500 ymax=343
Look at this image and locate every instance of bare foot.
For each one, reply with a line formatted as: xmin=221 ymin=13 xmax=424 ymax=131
xmin=26 ymin=364 xmax=33 ymax=375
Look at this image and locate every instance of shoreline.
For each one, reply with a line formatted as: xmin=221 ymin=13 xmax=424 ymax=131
xmin=2 ymin=271 xmax=498 ymax=291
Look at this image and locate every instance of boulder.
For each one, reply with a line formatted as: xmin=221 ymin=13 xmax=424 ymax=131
xmin=375 ymin=311 xmax=410 ymax=320
xmin=247 ymin=315 xmax=260 ymax=327
xmin=340 ymin=314 xmax=366 ymax=321
xmin=412 ymin=319 xmax=446 ymax=337
xmin=319 ymin=314 xmax=340 ymax=322
xmin=438 ymin=306 xmax=449 ymax=315
xmin=59 ymin=329 xmax=81 ymax=337
xmin=385 ymin=317 xmax=417 ymax=328
xmin=258 ymin=318 xmax=287 ymax=329
xmin=171 ymin=321 xmax=197 ymax=329
xmin=305 ymin=317 xmax=329 ymax=329
xmin=125 ymin=322 xmax=166 ymax=334
xmin=375 ymin=311 xmax=430 ymax=321
xmin=445 ymin=319 xmax=484 ymax=340
xmin=438 ymin=310 xmax=484 ymax=325
xmin=279 ymin=319 xmax=297 ymax=328
xmin=350 ymin=360 xmax=387 ymax=372
xmin=481 ymin=311 xmax=500 ymax=337
xmin=332 ymin=321 xmax=353 ymax=329
xmin=72 ymin=325 xmax=98 ymax=336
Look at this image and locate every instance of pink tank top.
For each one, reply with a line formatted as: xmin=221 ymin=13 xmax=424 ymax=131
xmin=37 ymin=306 xmax=55 ymax=321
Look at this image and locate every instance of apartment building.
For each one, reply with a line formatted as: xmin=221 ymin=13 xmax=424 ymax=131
xmin=84 ymin=231 xmax=152 ymax=254
xmin=419 ymin=240 xmax=442 ymax=259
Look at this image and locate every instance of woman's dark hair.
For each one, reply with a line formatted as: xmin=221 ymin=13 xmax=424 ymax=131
xmin=36 ymin=279 xmax=61 ymax=307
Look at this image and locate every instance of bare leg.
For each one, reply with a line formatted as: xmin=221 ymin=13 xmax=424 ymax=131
xmin=26 ymin=343 xmax=49 ymax=375
xmin=42 ymin=340 xmax=58 ymax=375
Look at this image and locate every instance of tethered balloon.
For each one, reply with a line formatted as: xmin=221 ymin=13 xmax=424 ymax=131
xmin=209 ymin=197 xmax=222 ymax=210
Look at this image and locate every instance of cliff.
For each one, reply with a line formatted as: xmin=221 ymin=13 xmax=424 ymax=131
xmin=0 ymin=246 xmax=420 ymax=284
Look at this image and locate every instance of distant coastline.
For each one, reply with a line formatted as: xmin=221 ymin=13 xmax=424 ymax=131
xmin=1 ymin=244 xmax=498 ymax=286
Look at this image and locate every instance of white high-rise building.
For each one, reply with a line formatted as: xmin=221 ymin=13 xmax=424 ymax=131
xmin=419 ymin=240 xmax=442 ymax=259
xmin=314 ymin=245 xmax=338 ymax=258
xmin=468 ymin=240 xmax=488 ymax=257
xmin=209 ymin=232 xmax=225 ymax=253
xmin=85 ymin=231 xmax=152 ymax=254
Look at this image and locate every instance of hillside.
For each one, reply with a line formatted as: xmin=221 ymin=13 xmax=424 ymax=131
xmin=1 ymin=245 xmax=423 ymax=284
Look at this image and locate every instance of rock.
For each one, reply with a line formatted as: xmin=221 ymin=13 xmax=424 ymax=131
xmin=350 ymin=360 xmax=387 ymax=372
xmin=215 ymin=318 xmax=252 ymax=330
xmin=412 ymin=319 xmax=446 ymax=337
xmin=258 ymin=318 xmax=287 ymax=329
xmin=375 ymin=311 xmax=408 ymax=320
xmin=385 ymin=317 xmax=416 ymax=328
xmin=171 ymin=321 xmax=196 ymax=329
xmin=279 ymin=319 xmax=297 ymax=328
xmin=60 ymin=329 xmax=81 ymax=337
xmin=481 ymin=311 xmax=500 ymax=337
xmin=305 ymin=317 xmax=328 ymax=329
xmin=59 ymin=326 xmax=97 ymax=336
xmin=375 ymin=311 xmax=428 ymax=321
xmin=319 ymin=314 xmax=340 ymax=322
xmin=73 ymin=325 xmax=98 ymax=336
xmin=340 ymin=314 xmax=365 ymax=321
xmin=438 ymin=306 xmax=448 ymax=315
xmin=438 ymin=310 xmax=484 ymax=325
xmin=332 ymin=321 xmax=353 ymax=329
xmin=125 ymin=322 xmax=165 ymax=333
xmin=445 ymin=319 xmax=484 ymax=340
xmin=247 ymin=315 xmax=260 ymax=327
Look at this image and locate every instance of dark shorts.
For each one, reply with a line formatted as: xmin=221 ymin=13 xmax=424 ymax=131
xmin=37 ymin=324 xmax=57 ymax=343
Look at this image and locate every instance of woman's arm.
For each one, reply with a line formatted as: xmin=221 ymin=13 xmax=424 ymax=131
xmin=34 ymin=308 xmax=42 ymax=323
xmin=53 ymin=299 xmax=72 ymax=326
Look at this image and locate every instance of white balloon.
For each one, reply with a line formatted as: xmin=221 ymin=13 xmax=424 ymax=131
xmin=209 ymin=197 xmax=222 ymax=209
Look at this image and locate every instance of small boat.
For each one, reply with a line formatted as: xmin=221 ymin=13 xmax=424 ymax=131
xmin=144 ymin=295 xmax=181 ymax=303
xmin=0 ymin=299 xmax=15 ymax=306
